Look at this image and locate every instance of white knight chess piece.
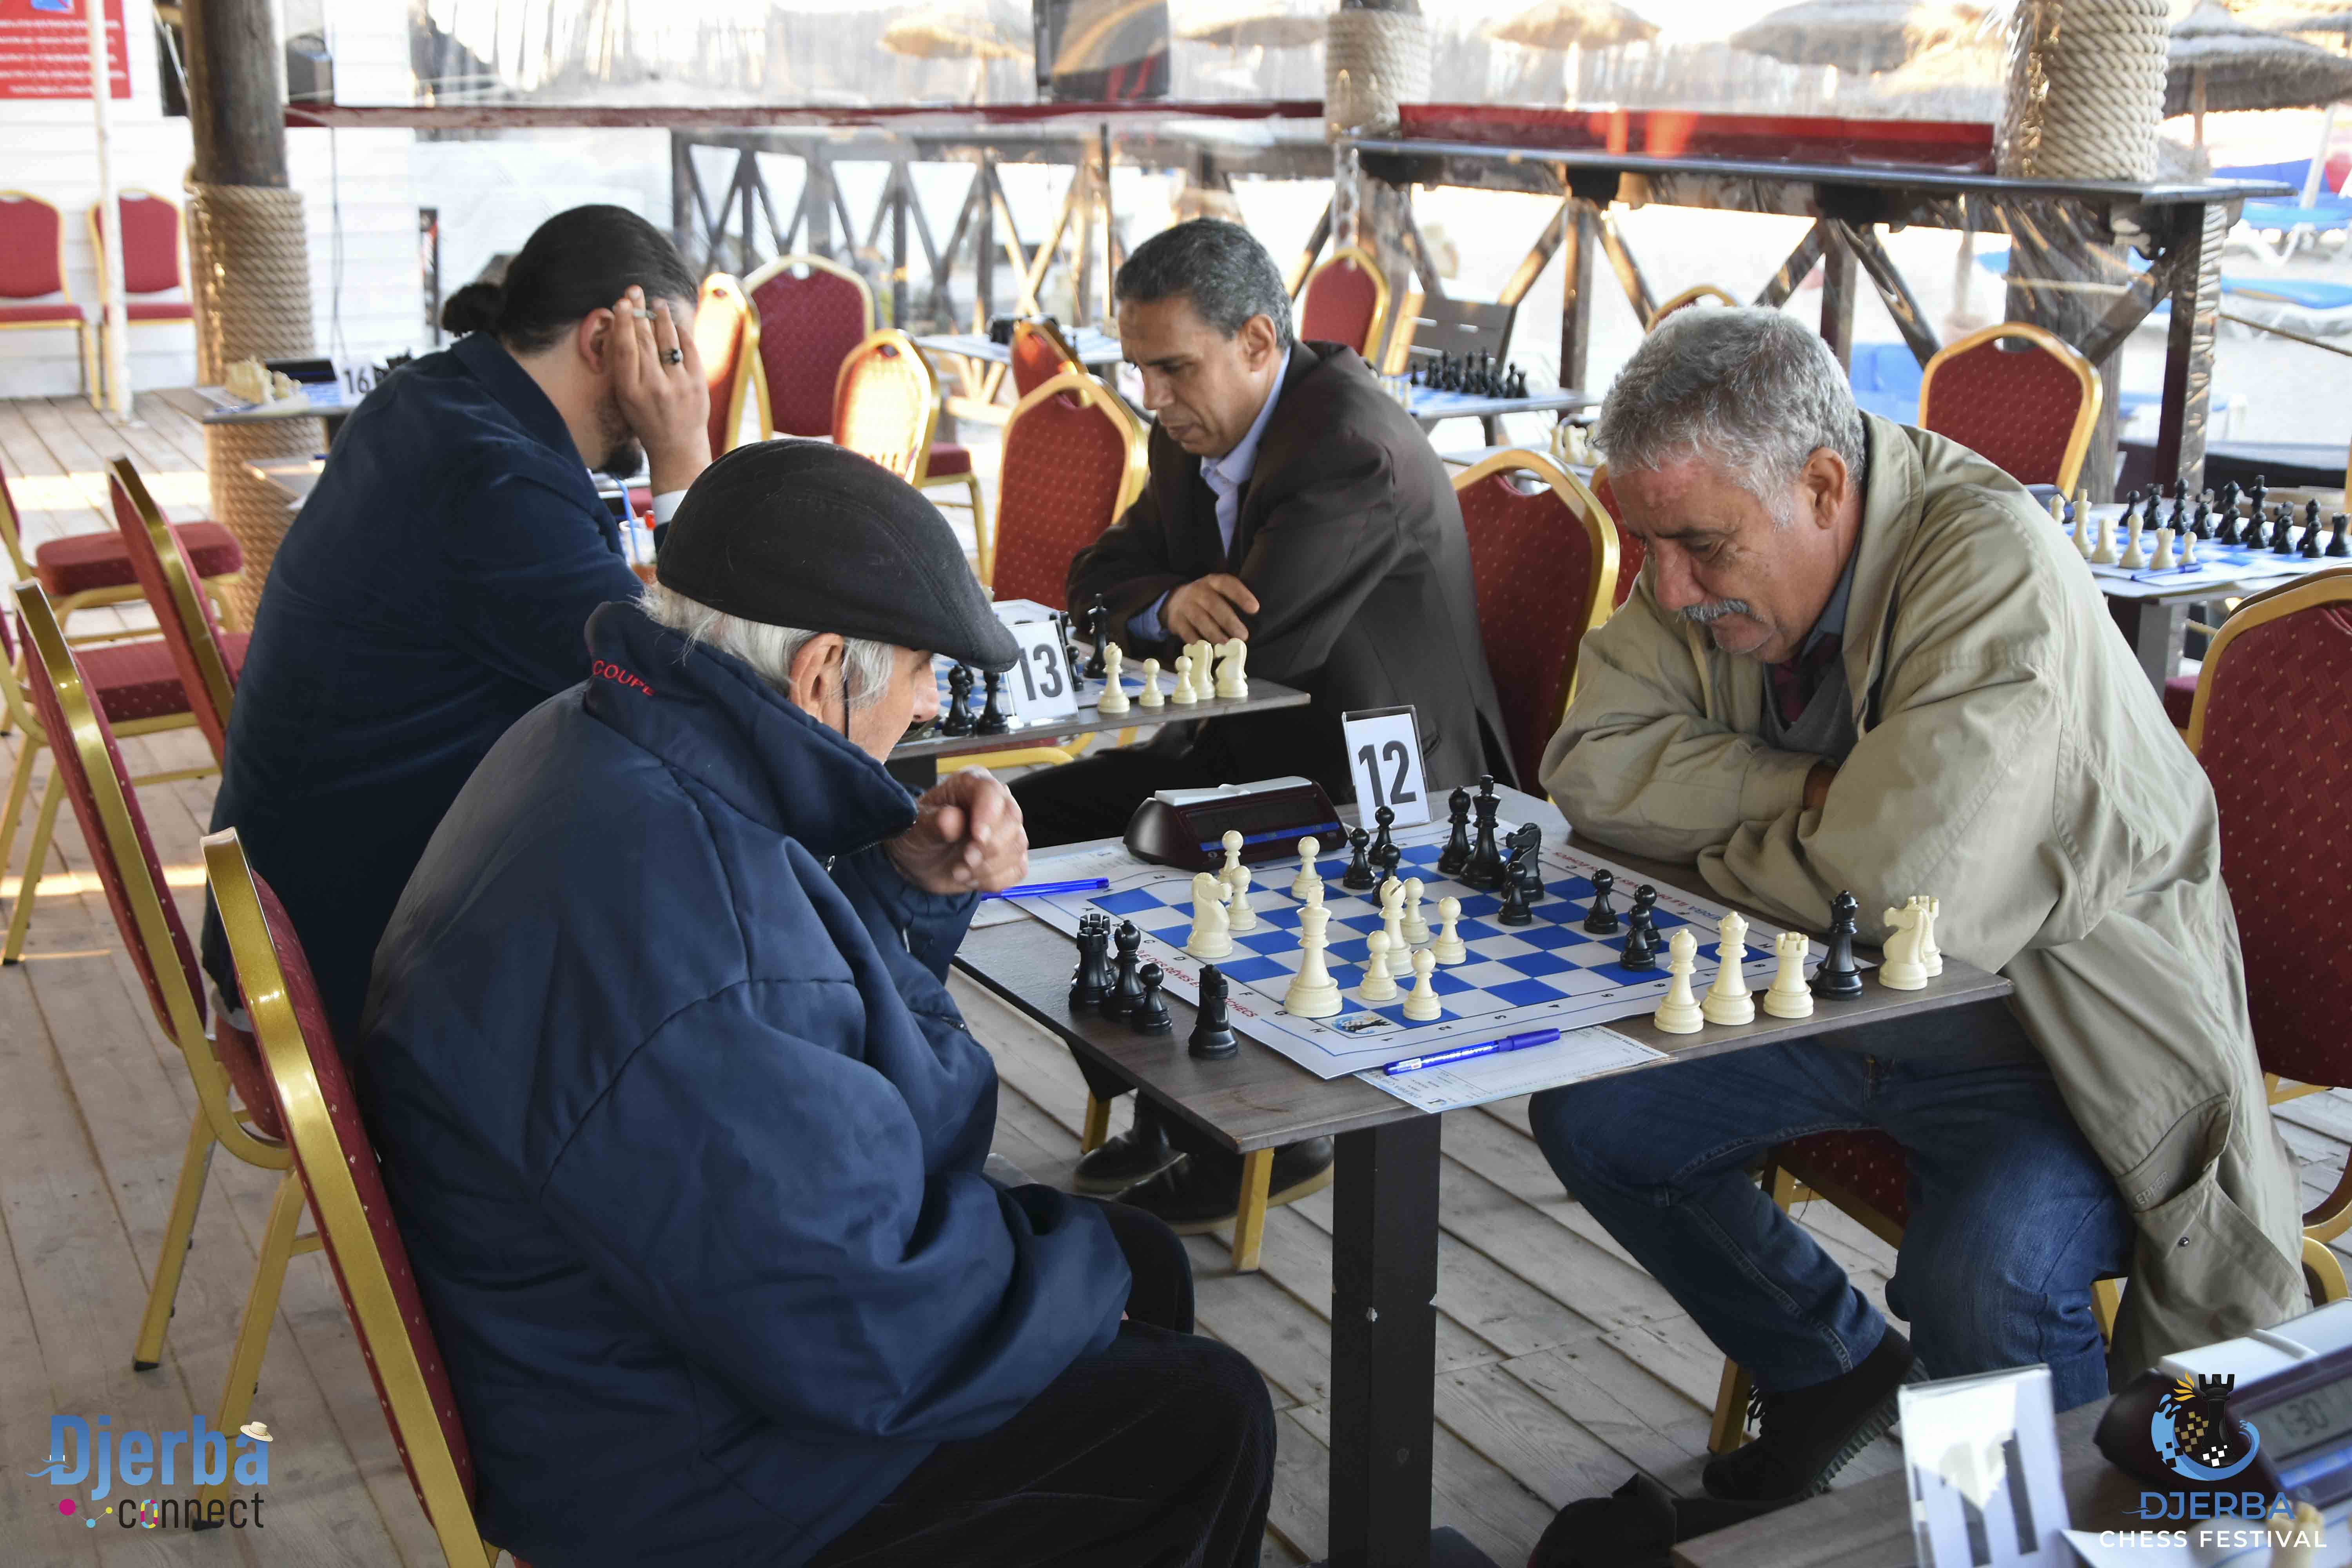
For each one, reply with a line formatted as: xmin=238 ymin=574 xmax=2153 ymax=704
xmin=1878 ymin=900 xmax=1928 ymax=989
xmin=1185 ymin=872 xmax=1233 ymax=959
xmin=1214 ymin=637 xmax=1249 ymax=699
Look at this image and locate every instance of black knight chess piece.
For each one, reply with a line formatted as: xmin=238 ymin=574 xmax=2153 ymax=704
xmin=941 ymin=664 xmax=976 ymax=735
xmin=1189 ymin=964 xmax=1238 ymax=1059
xmin=1583 ymin=868 xmax=1621 ymax=934
xmin=1509 ymin=823 xmax=1544 ymax=901
xmin=1103 ymin=921 xmax=1145 ymax=1021
xmin=1811 ymin=891 xmax=1866 ymax=1000
xmin=2162 ymin=1374 xmax=2253 ymax=1474
xmin=1082 ymin=596 xmax=1111 ymax=680
xmin=1437 ymin=787 xmax=1473 ymax=876
xmin=1620 ymin=886 xmax=1660 ymax=970
xmin=1462 ymin=775 xmax=1505 ymax=890
xmin=1343 ymin=828 xmax=1376 ymax=890
xmin=974 ymin=668 xmax=1010 ymax=735
xmin=1132 ymin=963 xmax=1173 ymax=1036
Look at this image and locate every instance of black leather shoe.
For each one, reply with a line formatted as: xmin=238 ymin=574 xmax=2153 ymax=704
xmin=1071 ymin=1103 xmax=1178 ymax=1194
xmin=1702 ymin=1328 xmax=1922 ymax=1504
xmin=1113 ymin=1138 xmax=1336 ymax=1235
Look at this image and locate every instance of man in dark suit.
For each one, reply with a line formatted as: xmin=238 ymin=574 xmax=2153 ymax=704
xmin=1012 ymin=219 xmax=1511 ymax=1228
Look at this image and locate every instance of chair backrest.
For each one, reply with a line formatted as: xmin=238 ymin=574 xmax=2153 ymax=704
xmin=1383 ymin=291 xmax=1516 ymax=376
xmin=1452 ymin=451 xmax=1621 ymax=788
xmin=0 ymin=442 xmax=29 ymax=581
xmin=2186 ymin=570 xmax=2352 ymax=1091
xmin=202 ymin=827 xmax=497 ymax=1568
xmin=91 ymin=189 xmax=184 ymax=297
xmin=1650 ymin=284 xmax=1737 ymax=328
xmin=1916 ymin=321 xmax=2102 ymax=493
xmin=1586 ymin=464 xmax=1645 ymax=608
xmin=1298 ymin=245 xmax=1391 ymax=360
xmin=743 ymin=252 xmax=875 ymax=439
xmin=109 ymin=457 xmax=236 ymax=761
xmin=1009 ymin=318 xmax=1080 ymax=398
xmin=991 ymin=371 xmax=1145 ymax=605
xmin=833 ymin=328 xmax=940 ymax=484
xmin=0 ymin=190 xmax=67 ymax=301
xmin=694 ymin=272 xmax=765 ymax=455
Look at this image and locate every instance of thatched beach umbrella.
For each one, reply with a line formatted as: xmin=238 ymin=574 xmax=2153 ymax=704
xmin=1483 ymin=0 xmax=1659 ymax=52
xmin=1180 ymin=7 xmax=1327 ymax=50
xmin=881 ymin=5 xmax=1031 ymax=61
xmin=2232 ymin=0 xmax=2352 ymax=36
xmin=1729 ymin=0 xmax=1988 ymax=76
xmin=2167 ymin=1 xmax=2352 ymax=136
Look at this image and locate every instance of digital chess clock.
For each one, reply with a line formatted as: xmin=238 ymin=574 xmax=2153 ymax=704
xmin=1123 ymin=777 xmax=1344 ymax=872
xmin=2233 ymin=1349 xmax=2352 ymax=1506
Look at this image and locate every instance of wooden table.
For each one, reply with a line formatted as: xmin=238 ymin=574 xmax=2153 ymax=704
xmin=953 ymin=785 xmax=2013 ymax=1568
xmin=886 ymin=675 xmax=1310 ymax=789
xmin=1674 ymin=1399 xmax=2134 ymax=1566
xmin=1406 ymin=387 xmax=1595 ymax=444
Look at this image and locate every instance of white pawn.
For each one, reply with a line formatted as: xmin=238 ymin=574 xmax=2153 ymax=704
xmin=1431 ymin=896 xmax=1466 ymax=964
xmin=2119 ymin=517 xmax=2147 ymax=570
xmin=1915 ymin=895 xmax=1943 ymax=976
xmin=1401 ymin=878 xmax=1430 ymax=946
xmin=2090 ymin=508 xmax=2119 ymax=565
xmin=1378 ymin=878 xmax=1407 ymax=952
xmin=2179 ymin=529 xmax=2199 ymax=568
xmin=2151 ymin=526 xmax=2176 ymax=571
xmin=1218 ymin=829 xmax=1245 ymax=891
xmin=1137 ymin=657 xmax=1163 ymax=708
xmin=1185 ymin=872 xmax=1232 ymax=959
xmin=1285 ymin=904 xmax=1341 ymax=1018
xmin=1227 ymin=863 xmax=1257 ymax=933
xmin=1214 ymin=637 xmax=1249 ymax=699
xmin=1878 ymin=901 xmax=1928 ymax=989
xmin=1292 ymin=836 xmax=1323 ymax=899
xmin=1762 ymin=930 xmax=1814 ymax=1019
xmin=1358 ymin=930 xmax=1399 ymax=1002
xmin=1653 ymin=928 xmax=1704 ymax=1034
xmin=1702 ymin=910 xmax=1755 ymax=1025
xmin=1171 ymin=654 xmax=1199 ymax=705
xmin=1096 ymin=642 xmax=1129 ymax=715
xmin=1402 ymin=948 xmax=1441 ymax=1020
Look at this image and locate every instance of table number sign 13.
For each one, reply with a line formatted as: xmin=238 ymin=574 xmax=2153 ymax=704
xmin=1001 ymin=621 xmax=1080 ymax=723
xmin=1341 ymin=706 xmax=1430 ymax=826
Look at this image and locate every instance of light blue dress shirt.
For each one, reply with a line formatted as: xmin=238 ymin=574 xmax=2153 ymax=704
xmin=1127 ymin=346 xmax=1292 ymax=644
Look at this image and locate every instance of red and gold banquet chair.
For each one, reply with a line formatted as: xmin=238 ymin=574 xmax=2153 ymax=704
xmin=0 ymin=190 xmax=97 ymax=407
xmin=834 ymin=328 xmax=985 ymax=552
xmin=205 ymin=828 xmax=526 ymax=1565
xmin=2185 ymin=566 xmax=2352 ymax=1306
xmin=2 ymin=439 xmax=242 ymax=641
xmin=1648 ymin=284 xmax=1738 ymax=328
xmin=744 ymin=252 xmax=873 ymax=439
xmin=110 ymin=457 xmax=243 ymax=763
xmin=13 ymin=584 xmax=319 ymax=1505
xmin=694 ymin=272 xmax=766 ymax=456
xmin=1451 ymin=450 xmax=1622 ymax=790
xmin=87 ymin=189 xmax=196 ymax=388
xmin=1296 ymin=245 xmax=1391 ymax=360
xmin=1916 ymin=321 xmax=2102 ymax=494
xmin=1009 ymin=317 xmax=1081 ymax=399
xmin=1584 ymin=465 xmax=1646 ymax=610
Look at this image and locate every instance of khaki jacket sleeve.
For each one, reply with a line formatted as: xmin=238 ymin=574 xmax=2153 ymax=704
xmin=1540 ymin=585 xmax=1820 ymax=862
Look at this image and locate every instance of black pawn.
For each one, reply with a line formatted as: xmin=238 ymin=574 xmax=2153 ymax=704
xmin=1082 ymin=597 xmax=1111 ymax=681
xmin=1343 ymin=828 xmax=1376 ymax=890
xmin=1583 ymin=868 xmax=1620 ymax=934
xmin=1370 ymin=804 xmax=1397 ymax=875
xmin=974 ymin=668 xmax=1010 ymax=735
xmin=1068 ymin=915 xmax=1111 ymax=1009
xmin=1132 ymin=963 xmax=1172 ymax=1035
xmin=2249 ymin=475 xmax=2268 ymax=526
xmin=1189 ymin=964 xmax=1238 ymax=1059
xmin=1810 ymin=891 xmax=1866 ymax=1000
xmin=1103 ymin=921 xmax=1145 ymax=1021
xmin=1436 ymin=787 xmax=1473 ymax=876
xmin=2331 ymin=514 xmax=2350 ymax=559
xmin=941 ymin=664 xmax=975 ymax=735
xmin=1497 ymin=849 xmax=1534 ymax=925
xmin=2274 ymin=504 xmax=2299 ymax=554
xmin=2306 ymin=506 xmax=2329 ymax=560
xmin=1462 ymin=779 xmax=1504 ymax=890
xmin=2190 ymin=500 xmax=2211 ymax=542
xmin=1620 ymin=886 xmax=1659 ymax=970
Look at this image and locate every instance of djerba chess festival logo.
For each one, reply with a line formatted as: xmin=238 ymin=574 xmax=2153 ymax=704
xmin=26 ymin=1413 xmax=273 ymax=1531
xmin=2153 ymin=1374 xmax=2261 ymax=1483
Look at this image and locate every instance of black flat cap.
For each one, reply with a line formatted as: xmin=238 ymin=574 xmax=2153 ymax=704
xmin=657 ymin=441 xmax=1018 ymax=671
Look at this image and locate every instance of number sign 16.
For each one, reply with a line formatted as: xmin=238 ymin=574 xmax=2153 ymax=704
xmin=1001 ymin=621 xmax=1080 ymax=723
xmin=1341 ymin=706 xmax=1430 ymax=826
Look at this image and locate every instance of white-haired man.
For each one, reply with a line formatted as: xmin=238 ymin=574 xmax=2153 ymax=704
xmin=1531 ymin=309 xmax=2300 ymax=1515
xmin=357 ymin=442 xmax=1274 ymax=1568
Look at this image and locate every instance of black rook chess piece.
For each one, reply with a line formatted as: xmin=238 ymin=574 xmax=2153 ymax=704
xmin=1437 ymin=788 xmax=1473 ymax=875
xmin=1343 ymin=828 xmax=1376 ymax=890
xmin=1132 ymin=964 xmax=1173 ymax=1035
xmin=2331 ymin=515 xmax=2351 ymax=559
xmin=941 ymin=664 xmax=975 ymax=735
xmin=1620 ymin=886 xmax=1660 ymax=970
xmin=1082 ymin=596 xmax=1111 ymax=680
xmin=1189 ymin=965 xmax=1238 ymax=1059
xmin=974 ymin=668 xmax=1010 ymax=735
xmin=1811 ymin=892 xmax=1866 ymax=1000
xmin=1068 ymin=914 xmax=1112 ymax=1009
xmin=1583 ymin=868 xmax=1621 ymax=934
xmin=1103 ymin=921 xmax=1145 ymax=1021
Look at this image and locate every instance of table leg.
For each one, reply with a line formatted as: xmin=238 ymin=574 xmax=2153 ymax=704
xmin=1230 ymin=1147 xmax=1274 ymax=1274
xmin=2107 ymin=596 xmax=2185 ymax=693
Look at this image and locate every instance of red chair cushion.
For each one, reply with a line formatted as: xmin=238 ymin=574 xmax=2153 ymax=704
xmin=2163 ymin=672 xmax=2197 ymax=729
xmin=2198 ymin=595 xmax=2352 ymax=1088
xmin=926 ymin=441 xmax=973 ymax=478
xmin=1920 ymin=336 xmax=2089 ymax=488
xmin=749 ymin=265 xmax=871 ymax=439
xmin=75 ymin=632 xmax=251 ymax=724
xmin=1458 ymin=467 xmax=1608 ymax=789
xmin=993 ymin=391 xmax=1131 ymax=609
xmin=1588 ymin=470 xmax=1643 ymax=608
xmin=35 ymin=519 xmax=241 ymax=597
xmin=113 ymin=193 xmax=182 ymax=295
xmin=0 ymin=195 xmax=65 ymax=299
xmin=1300 ymin=257 xmax=1381 ymax=354
xmin=122 ymin=300 xmax=192 ymax=322
xmin=1779 ymin=1128 xmax=1911 ymax=1228
xmin=0 ymin=301 xmax=84 ymax=324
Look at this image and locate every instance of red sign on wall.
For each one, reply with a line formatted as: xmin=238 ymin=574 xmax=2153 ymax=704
xmin=0 ymin=0 xmax=130 ymax=101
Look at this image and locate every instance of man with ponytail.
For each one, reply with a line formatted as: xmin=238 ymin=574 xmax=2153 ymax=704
xmin=202 ymin=205 xmax=715 ymax=1040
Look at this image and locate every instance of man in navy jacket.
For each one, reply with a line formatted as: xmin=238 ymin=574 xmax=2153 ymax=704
xmin=358 ymin=443 xmax=1274 ymax=1568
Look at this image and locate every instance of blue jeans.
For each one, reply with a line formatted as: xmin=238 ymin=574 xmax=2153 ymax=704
xmin=1528 ymin=1005 xmax=2131 ymax=1410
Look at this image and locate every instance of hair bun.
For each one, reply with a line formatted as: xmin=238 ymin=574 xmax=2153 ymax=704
xmin=440 ymin=281 xmax=503 ymax=337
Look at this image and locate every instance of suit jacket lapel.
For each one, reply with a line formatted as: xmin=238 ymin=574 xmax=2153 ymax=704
xmin=1229 ymin=345 xmax=1326 ymax=565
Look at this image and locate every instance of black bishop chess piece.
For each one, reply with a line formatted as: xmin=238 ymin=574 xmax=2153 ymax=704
xmin=1132 ymin=963 xmax=1173 ymax=1036
xmin=2331 ymin=514 xmax=2351 ymax=559
xmin=974 ymin=669 xmax=1010 ymax=735
xmin=1620 ymin=886 xmax=1660 ymax=970
xmin=1462 ymin=775 xmax=1505 ymax=890
xmin=1583 ymin=867 xmax=1621 ymax=934
xmin=1343 ymin=828 xmax=1376 ymax=890
xmin=941 ymin=664 xmax=976 ymax=736
xmin=1082 ymin=597 xmax=1110 ymax=681
xmin=1068 ymin=914 xmax=1112 ymax=1010
xmin=1103 ymin=921 xmax=1145 ymax=1021
xmin=1496 ymin=847 xmax=1534 ymax=926
xmin=1810 ymin=891 xmax=1866 ymax=1000
xmin=1437 ymin=787 xmax=1473 ymax=876
xmin=1189 ymin=964 xmax=1238 ymax=1059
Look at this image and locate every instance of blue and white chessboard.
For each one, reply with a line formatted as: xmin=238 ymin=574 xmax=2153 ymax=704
xmin=1014 ymin=818 xmax=1818 ymax=1079
xmin=2066 ymin=505 xmax=2348 ymax=588
xmin=929 ymin=654 xmax=1165 ymax=733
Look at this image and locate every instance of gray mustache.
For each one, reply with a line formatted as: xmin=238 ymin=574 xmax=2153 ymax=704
xmin=1677 ymin=599 xmax=1754 ymax=626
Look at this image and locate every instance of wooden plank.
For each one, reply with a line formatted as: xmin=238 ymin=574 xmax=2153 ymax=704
xmin=1268 ymin=1409 xmax=1330 ymax=1564
xmin=1291 ymin=1398 xmax=1559 ymax=1568
xmin=1434 ymin=1359 xmax=1643 ymax=1509
xmin=1502 ymin=1343 xmax=1715 ymax=1490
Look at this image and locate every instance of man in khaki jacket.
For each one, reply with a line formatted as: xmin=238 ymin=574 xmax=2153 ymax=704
xmin=1535 ymin=308 xmax=2302 ymax=1510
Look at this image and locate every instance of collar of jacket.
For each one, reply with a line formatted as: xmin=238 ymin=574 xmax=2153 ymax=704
xmin=452 ymin=331 xmax=587 ymax=469
xmin=580 ymin=601 xmax=919 ymax=857
xmin=1204 ymin=341 xmax=1347 ymax=562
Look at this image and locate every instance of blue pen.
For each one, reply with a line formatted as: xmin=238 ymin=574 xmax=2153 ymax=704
xmin=1384 ymin=1027 xmax=1563 ymax=1076
xmin=982 ymin=877 xmax=1112 ymax=901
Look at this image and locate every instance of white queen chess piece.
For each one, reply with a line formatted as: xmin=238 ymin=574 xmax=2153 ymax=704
xmin=1702 ymin=911 xmax=1755 ymax=1025
xmin=1284 ymin=904 xmax=1342 ymax=1017
xmin=1431 ymin=897 xmax=1467 ymax=964
xmin=1653 ymin=929 xmax=1705 ymax=1034
xmin=1358 ymin=930 xmax=1399 ymax=1002
xmin=1137 ymin=657 xmax=1164 ymax=708
xmin=1185 ymin=872 xmax=1233 ymax=959
xmin=1878 ymin=900 xmax=1929 ymax=989
xmin=1292 ymin=837 xmax=1323 ymax=900
xmin=1171 ymin=654 xmax=1199 ymax=705
xmin=1096 ymin=642 xmax=1129 ymax=715
xmin=1214 ymin=637 xmax=1249 ymax=699
xmin=1402 ymin=949 xmax=1441 ymax=1020
xmin=1762 ymin=930 xmax=1814 ymax=1019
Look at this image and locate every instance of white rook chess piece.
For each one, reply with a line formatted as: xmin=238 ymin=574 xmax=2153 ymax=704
xmin=1916 ymin=895 xmax=1942 ymax=975
xmin=1431 ymin=897 xmax=1467 ymax=964
xmin=1171 ymin=654 xmax=1199 ymax=705
xmin=1228 ymin=863 xmax=1256 ymax=933
xmin=1214 ymin=638 xmax=1249 ymax=699
xmin=1292 ymin=837 xmax=1322 ymax=900
xmin=1096 ymin=643 xmax=1128 ymax=714
xmin=1401 ymin=878 xmax=1430 ymax=946
xmin=1878 ymin=900 xmax=1928 ymax=989
xmin=1762 ymin=930 xmax=1814 ymax=1019
xmin=1402 ymin=949 xmax=1441 ymax=1020
xmin=1653 ymin=929 xmax=1704 ymax=1034
xmin=1702 ymin=911 xmax=1755 ymax=1025
xmin=1358 ymin=930 xmax=1398 ymax=1002
xmin=1137 ymin=657 xmax=1163 ymax=708
xmin=1185 ymin=873 xmax=1232 ymax=959
xmin=1285 ymin=904 xmax=1341 ymax=1017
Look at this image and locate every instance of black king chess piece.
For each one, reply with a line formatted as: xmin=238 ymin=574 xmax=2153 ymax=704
xmin=1082 ymin=596 xmax=1111 ymax=681
xmin=1583 ymin=868 xmax=1620 ymax=934
xmin=1461 ymin=775 xmax=1505 ymax=889
xmin=1811 ymin=891 xmax=1866 ymax=1000
xmin=1189 ymin=964 xmax=1238 ymax=1059
xmin=973 ymin=668 xmax=1010 ymax=735
xmin=941 ymin=664 xmax=976 ymax=735
xmin=1620 ymin=886 xmax=1660 ymax=970
xmin=1436 ymin=788 xmax=1473 ymax=876
xmin=1343 ymin=828 xmax=1376 ymax=890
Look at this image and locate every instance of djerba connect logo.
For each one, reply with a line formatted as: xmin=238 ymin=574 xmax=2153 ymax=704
xmin=27 ymin=1414 xmax=273 ymax=1531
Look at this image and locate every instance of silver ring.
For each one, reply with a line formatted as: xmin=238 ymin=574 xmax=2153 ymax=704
xmin=663 ymin=348 xmax=682 ymax=365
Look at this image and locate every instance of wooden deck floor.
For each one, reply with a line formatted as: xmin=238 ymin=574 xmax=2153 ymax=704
xmin=6 ymin=389 xmax=2352 ymax=1567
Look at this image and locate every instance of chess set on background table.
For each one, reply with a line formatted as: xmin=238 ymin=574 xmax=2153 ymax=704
xmin=2056 ymin=476 xmax=2351 ymax=590
xmin=913 ymin=598 xmax=1251 ymax=740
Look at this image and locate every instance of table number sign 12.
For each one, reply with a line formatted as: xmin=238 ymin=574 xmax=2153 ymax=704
xmin=1341 ymin=706 xmax=1430 ymax=826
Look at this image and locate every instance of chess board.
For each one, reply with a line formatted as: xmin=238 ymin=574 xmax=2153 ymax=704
xmin=2067 ymin=505 xmax=2349 ymax=588
xmin=1014 ymin=818 xmax=1822 ymax=1079
xmin=927 ymin=655 xmax=1166 ymax=735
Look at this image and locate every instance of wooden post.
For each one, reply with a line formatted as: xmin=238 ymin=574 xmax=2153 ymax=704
xmin=182 ymin=0 xmax=289 ymax=187
xmin=1558 ymin=200 xmax=1594 ymax=393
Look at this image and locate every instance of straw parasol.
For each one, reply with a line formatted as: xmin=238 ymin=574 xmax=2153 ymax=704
xmin=1180 ymin=6 xmax=1328 ymax=50
xmin=1483 ymin=0 xmax=1659 ymax=52
xmin=2166 ymin=1 xmax=2352 ymax=119
xmin=880 ymin=5 xmax=1032 ymax=61
xmin=2231 ymin=0 xmax=2352 ymax=35
xmin=1729 ymin=0 xmax=1989 ymax=75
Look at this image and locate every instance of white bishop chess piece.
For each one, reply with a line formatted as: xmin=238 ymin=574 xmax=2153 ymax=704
xmin=1702 ymin=911 xmax=1755 ymax=1025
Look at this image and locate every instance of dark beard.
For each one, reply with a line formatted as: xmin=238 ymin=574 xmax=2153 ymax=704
xmin=594 ymin=435 xmax=646 ymax=482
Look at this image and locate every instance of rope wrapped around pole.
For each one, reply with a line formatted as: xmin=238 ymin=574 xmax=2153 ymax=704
xmin=1325 ymin=9 xmax=1430 ymax=139
xmin=2000 ymin=0 xmax=2171 ymax=183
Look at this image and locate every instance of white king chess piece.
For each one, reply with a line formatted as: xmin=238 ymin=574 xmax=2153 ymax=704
xmin=1214 ymin=637 xmax=1249 ymax=699
xmin=1096 ymin=642 xmax=1129 ymax=715
xmin=1702 ymin=911 xmax=1755 ymax=1025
